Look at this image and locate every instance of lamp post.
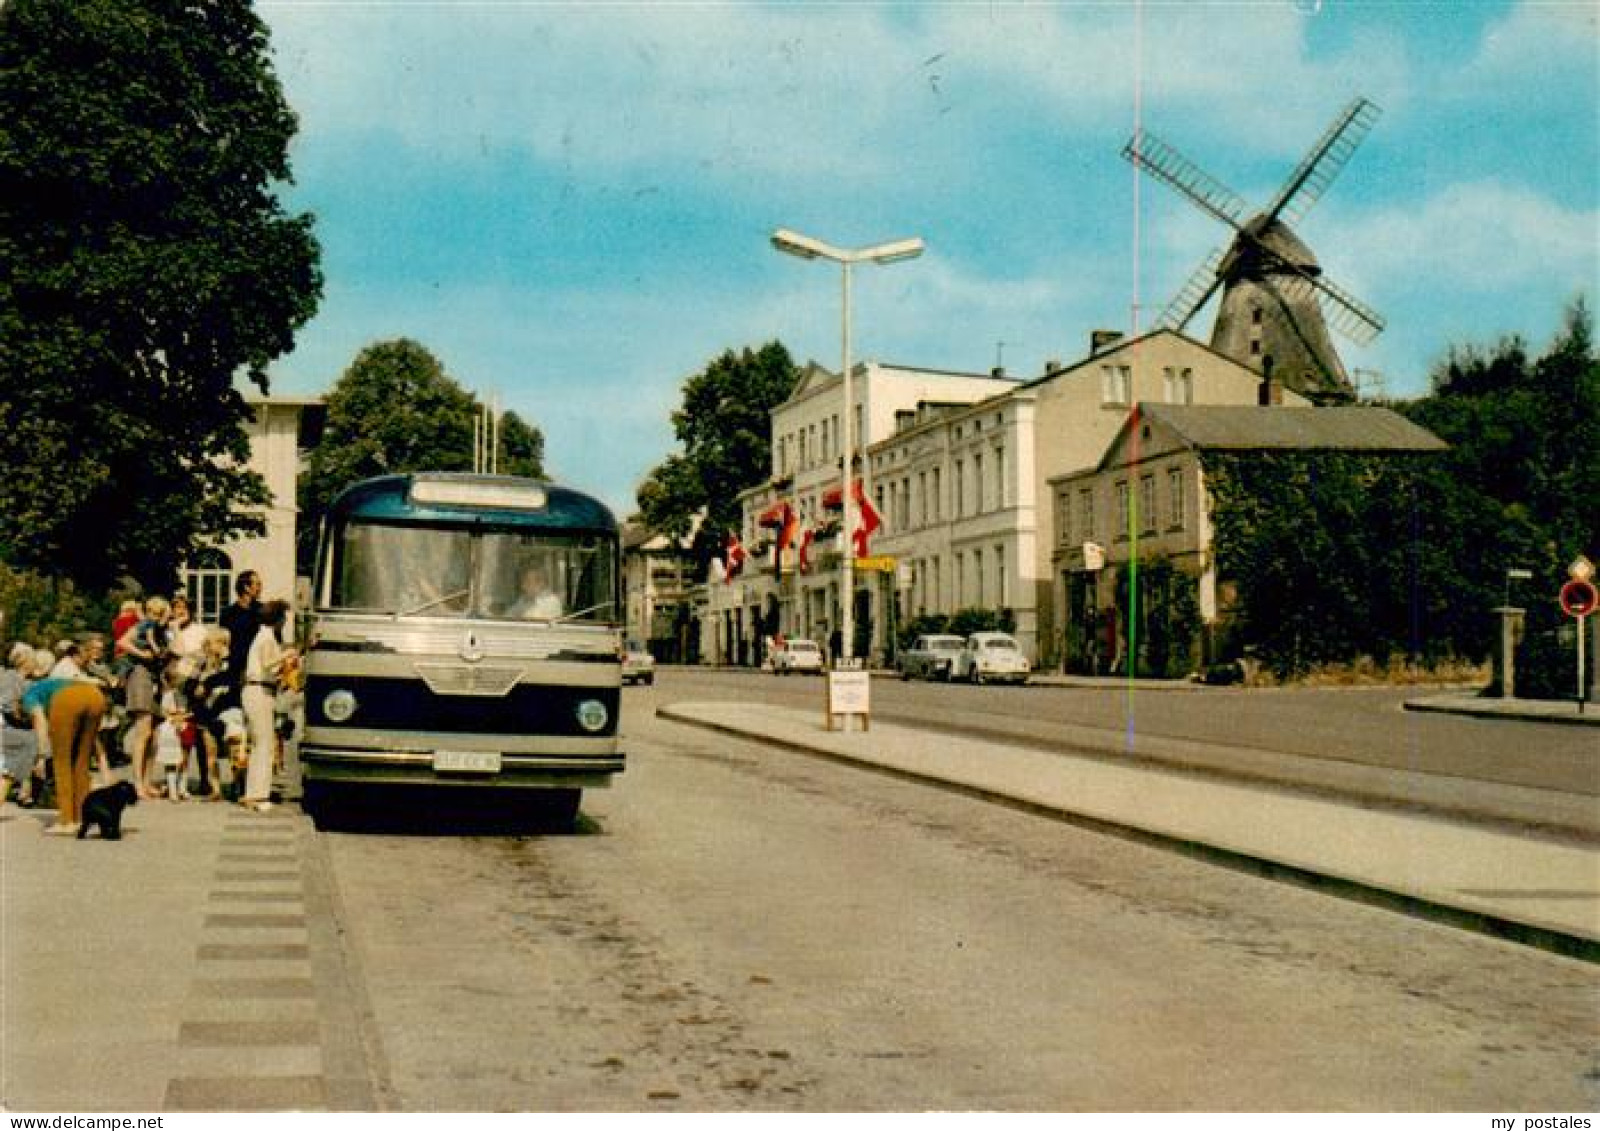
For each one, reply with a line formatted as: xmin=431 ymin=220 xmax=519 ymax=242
xmin=771 ymin=228 xmax=924 ymax=666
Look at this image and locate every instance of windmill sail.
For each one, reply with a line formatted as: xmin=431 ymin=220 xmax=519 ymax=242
xmin=1123 ymin=96 xmax=1385 ymax=404
xmin=1122 ymin=131 xmax=1248 ymax=230
xmin=1265 ymin=98 xmax=1382 ymax=229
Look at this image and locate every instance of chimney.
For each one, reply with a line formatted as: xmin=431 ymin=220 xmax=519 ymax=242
xmin=1043 ymin=358 xmax=1063 ymax=377
xmin=991 ymin=366 xmax=1007 ymax=379
xmin=1090 ymin=329 xmax=1124 ymax=355
xmin=1258 ymin=356 xmax=1283 ymax=406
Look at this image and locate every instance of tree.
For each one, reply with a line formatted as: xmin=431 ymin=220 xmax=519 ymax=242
xmin=296 ymin=339 xmax=545 ymax=571
xmin=0 ymin=0 xmax=322 ymax=591
xmin=1208 ymin=297 xmax=1597 ymax=679
xmin=636 ymin=342 xmax=799 ymax=571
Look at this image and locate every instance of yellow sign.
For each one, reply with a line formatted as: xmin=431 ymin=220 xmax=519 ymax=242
xmin=853 ymin=555 xmax=898 ymax=572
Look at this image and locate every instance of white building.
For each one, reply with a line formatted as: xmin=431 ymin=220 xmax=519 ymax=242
xmin=179 ymin=394 xmax=325 ymax=622
xmin=700 ymin=360 xmax=1016 ymax=665
xmin=700 ymin=329 xmax=1301 ymax=669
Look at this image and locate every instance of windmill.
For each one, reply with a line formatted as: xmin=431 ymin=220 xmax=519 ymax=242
xmin=1124 ymin=97 xmax=1384 ymax=404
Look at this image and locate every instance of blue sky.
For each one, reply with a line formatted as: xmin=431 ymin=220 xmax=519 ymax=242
xmin=259 ymin=1 xmax=1598 ymax=516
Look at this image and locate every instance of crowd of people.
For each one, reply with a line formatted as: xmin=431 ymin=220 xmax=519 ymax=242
xmin=0 ymin=570 xmax=302 ymax=836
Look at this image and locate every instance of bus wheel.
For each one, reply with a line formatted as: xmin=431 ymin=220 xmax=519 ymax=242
xmin=302 ymin=780 xmax=340 ymax=830
xmin=531 ymin=788 xmax=581 ymax=831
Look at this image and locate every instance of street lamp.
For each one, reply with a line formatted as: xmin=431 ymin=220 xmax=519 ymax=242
xmin=771 ymin=227 xmax=925 ymax=666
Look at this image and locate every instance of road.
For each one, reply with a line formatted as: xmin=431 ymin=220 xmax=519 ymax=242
xmin=313 ymin=674 xmax=1600 ymax=1111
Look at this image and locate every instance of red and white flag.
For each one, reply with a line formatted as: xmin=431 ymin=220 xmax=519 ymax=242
xmin=724 ymin=532 xmax=746 ymax=583
xmin=851 ymin=479 xmax=882 ymax=558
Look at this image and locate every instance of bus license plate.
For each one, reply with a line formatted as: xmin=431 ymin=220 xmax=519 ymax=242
xmin=434 ymin=750 xmax=502 ymax=774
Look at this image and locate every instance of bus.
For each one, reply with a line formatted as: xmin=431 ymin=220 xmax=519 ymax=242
xmin=299 ymin=473 xmax=624 ymax=828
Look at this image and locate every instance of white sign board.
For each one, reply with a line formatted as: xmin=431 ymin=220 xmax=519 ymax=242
xmin=825 ymin=669 xmax=871 ymax=731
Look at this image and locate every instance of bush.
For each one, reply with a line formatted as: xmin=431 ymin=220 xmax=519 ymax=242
xmin=0 ymin=563 xmax=125 ymax=647
xmin=1517 ymin=626 xmax=1595 ymax=701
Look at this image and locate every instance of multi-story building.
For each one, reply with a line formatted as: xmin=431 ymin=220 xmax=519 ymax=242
xmin=865 ymin=329 xmax=1296 ymax=664
xmin=700 ymin=360 xmax=1016 ymax=666
xmin=179 ymin=394 xmax=325 ymax=622
xmin=1049 ymin=403 xmax=1446 ymax=674
xmin=622 ymin=522 xmax=698 ymax=662
xmin=702 ymin=328 xmax=1298 ymax=669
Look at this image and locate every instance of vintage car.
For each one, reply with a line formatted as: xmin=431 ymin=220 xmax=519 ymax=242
xmin=771 ymin=638 xmax=825 ymax=675
xmin=622 ymin=640 xmax=656 ymax=685
xmin=950 ymin=631 xmax=1031 ymax=685
xmin=898 ymin=634 xmax=966 ymax=681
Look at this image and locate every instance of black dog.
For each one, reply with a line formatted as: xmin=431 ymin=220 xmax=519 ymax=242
xmin=77 ymin=781 xmax=138 ymax=840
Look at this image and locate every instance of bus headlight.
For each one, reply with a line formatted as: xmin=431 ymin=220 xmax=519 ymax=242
xmin=575 ymin=699 xmax=609 ymax=733
xmin=323 ymin=689 xmax=358 ymax=723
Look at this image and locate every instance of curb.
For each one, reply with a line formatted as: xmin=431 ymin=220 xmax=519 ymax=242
xmin=1403 ymin=697 xmax=1600 ymax=728
xmin=657 ymin=703 xmax=1599 ymax=964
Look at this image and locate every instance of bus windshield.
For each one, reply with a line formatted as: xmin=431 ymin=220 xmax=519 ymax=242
xmin=327 ymin=521 xmax=618 ymax=623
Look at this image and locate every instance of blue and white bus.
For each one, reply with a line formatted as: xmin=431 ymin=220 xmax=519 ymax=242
xmin=300 ymin=473 xmax=623 ymax=828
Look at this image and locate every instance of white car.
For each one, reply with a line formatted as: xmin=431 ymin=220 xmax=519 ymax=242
xmin=771 ymin=638 xmax=824 ymax=675
xmin=622 ymin=641 xmax=656 ymax=685
xmin=951 ymin=632 xmax=1031 ymax=685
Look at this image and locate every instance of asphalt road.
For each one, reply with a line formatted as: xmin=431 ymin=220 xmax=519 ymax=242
xmin=313 ymin=679 xmax=1600 ymax=1111
xmin=663 ymin=667 xmax=1599 ymax=797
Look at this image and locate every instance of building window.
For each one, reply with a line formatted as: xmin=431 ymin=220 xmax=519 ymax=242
xmin=995 ymin=544 xmax=1006 ymax=607
xmin=995 ymin=445 xmax=1006 ymax=509
xmin=1102 ymin=364 xmax=1131 ymax=405
xmin=954 ymin=460 xmax=965 ymax=519
xmin=1164 ymin=367 xmax=1192 ymax=405
xmin=1115 ymin=480 xmax=1130 ymax=537
xmin=918 ymin=472 xmax=927 ymax=527
xmin=1168 ymin=467 xmax=1186 ymax=529
xmin=931 ymin=467 xmax=941 ymax=523
xmin=1140 ymin=475 xmax=1156 ymax=534
xmin=973 ymin=453 xmax=985 ymax=514
xmin=1080 ymin=489 xmax=1095 ymax=541
xmin=1059 ymin=493 xmax=1072 ymax=544
xmin=955 ymin=553 xmax=965 ymax=605
xmin=181 ymin=549 xmax=234 ymax=625
xmin=974 ymin=552 xmax=985 ymax=607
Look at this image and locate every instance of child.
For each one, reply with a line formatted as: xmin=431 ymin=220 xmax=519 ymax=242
xmin=154 ymin=691 xmax=189 ymax=802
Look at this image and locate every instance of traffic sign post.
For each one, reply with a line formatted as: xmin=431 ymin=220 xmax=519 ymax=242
xmin=1559 ymin=571 xmax=1597 ymax=713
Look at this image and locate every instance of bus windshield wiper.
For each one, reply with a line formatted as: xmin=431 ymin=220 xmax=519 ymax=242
xmin=554 ymin=601 xmax=614 ymax=624
xmin=397 ymin=588 xmax=470 ymax=618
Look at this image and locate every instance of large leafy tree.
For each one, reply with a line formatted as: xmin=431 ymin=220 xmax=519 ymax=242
xmin=0 ymin=0 xmax=322 ymax=591
xmin=297 ymin=339 xmax=545 ymax=571
xmin=1209 ymin=298 xmax=1597 ymax=677
xmin=636 ymin=342 xmax=798 ymax=570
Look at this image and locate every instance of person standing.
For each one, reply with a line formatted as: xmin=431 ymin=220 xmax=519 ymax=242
xmin=0 ymin=643 xmax=37 ymax=807
xmin=240 ymin=600 xmax=295 ymax=813
xmin=22 ymin=676 xmax=108 ymax=835
xmin=117 ymin=596 xmax=172 ymax=799
xmin=218 ymin=571 xmax=262 ymax=714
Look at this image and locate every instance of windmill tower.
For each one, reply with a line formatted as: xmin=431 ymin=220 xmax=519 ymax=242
xmin=1124 ymin=97 xmax=1385 ymax=404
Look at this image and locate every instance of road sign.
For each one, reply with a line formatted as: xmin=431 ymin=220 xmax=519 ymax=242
xmin=854 ymin=555 xmax=897 ymax=573
xmin=1570 ymin=555 xmax=1595 ymax=583
xmin=1560 ymin=579 xmax=1598 ymax=618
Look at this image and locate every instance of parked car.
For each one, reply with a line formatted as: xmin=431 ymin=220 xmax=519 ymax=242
xmin=772 ymin=638 xmax=824 ymax=675
xmin=899 ymin=634 xmax=966 ymax=681
xmin=951 ymin=631 xmax=1031 ymax=685
xmin=622 ymin=640 xmax=656 ymax=685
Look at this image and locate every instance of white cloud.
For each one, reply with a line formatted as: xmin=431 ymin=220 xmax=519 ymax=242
xmin=1345 ymin=180 xmax=1597 ymax=294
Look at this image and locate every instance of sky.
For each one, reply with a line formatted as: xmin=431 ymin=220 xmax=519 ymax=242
xmin=257 ymin=0 xmax=1599 ymax=517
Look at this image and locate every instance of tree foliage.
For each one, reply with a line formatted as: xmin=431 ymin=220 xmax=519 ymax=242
xmin=635 ymin=342 xmax=799 ymax=571
xmin=1209 ymin=298 xmax=1598 ymax=678
xmin=0 ymin=0 xmax=322 ymax=591
xmin=297 ymin=339 xmax=545 ymax=571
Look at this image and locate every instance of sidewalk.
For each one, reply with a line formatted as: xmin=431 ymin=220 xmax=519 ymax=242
xmin=1402 ymin=691 xmax=1600 ymax=727
xmin=657 ymin=700 xmax=1600 ymax=959
xmin=0 ymin=795 xmax=371 ymax=1112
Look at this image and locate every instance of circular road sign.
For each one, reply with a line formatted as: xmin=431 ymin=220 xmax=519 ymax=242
xmin=1560 ymin=578 xmax=1599 ymax=618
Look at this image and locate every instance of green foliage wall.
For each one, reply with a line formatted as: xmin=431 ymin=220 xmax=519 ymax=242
xmin=1208 ymin=299 xmax=1597 ymax=685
